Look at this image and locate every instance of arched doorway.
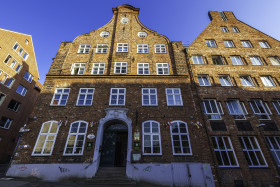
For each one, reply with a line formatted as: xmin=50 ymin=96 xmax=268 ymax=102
xmin=100 ymin=121 xmax=128 ymax=167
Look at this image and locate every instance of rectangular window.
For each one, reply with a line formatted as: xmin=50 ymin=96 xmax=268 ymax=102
xmin=260 ymin=76 xmax=276 ymax=87
xmin=13 ymin=43 xmax=19 ymax=51
xmin=240 ymin=76 xmax=254 ymax=87
xmin=0 ymin=92 xmax=6 ymax=106
xmin=117 ymin=43 xmax=128 ymax=52
xmin=239 ymin=136 xmax=267 ymax=167
xmin=114 ymin=62 xmax=127 ymax=74
xmin=142 ymin=88 xmax=157 ymax=106
xmin=219 ymin=75 xmax=233 ymax=86
xmin=71 ymin=63 xmax=86 ymax=75
xmin=143 ymin=121 xmax=162 ymax=155
xmin=241 ymin=41 xmax=253 ymax=48
xmin=18 ymin=48 xmax=23 ymax=55
xmin=232 ymin=27 xmax=240 ymax=33
xmin=212 ymin=136 xmax=239 ymax=167
xmin=206 ymin=40 xmax=217 ymax=47
xmin=137 ymin=44 xmax=149 ymax=53
xmin=154 ymin=44 xmax=166 ymax=53
xmin=92 ymin=63 xmax=105 ymax=75
xmin=230 ymin=56 xmax=244 ymax=65
xmin=96 ymin=44 xmax=108 ymax=53
xmin=137 ymin=63 xmax=150 ymax=75
xmin=51 ymin=88 xmax=70 ymax=106
xmin=23 ymin=53 xmax=29 ymax=60
xmin=268 ymin=56 xmax=280 ymax=66
xmin=109 ymin=88 xmax=126 ymax=106
xmin=203 ymin=99 xmax=223 ymax=120
xmin=23 ymin=71 xmax=33 ymax=82
xmin=78 ymin=44 xmax=91 ymax=53
xmin=221 ymin=27 xmax=229 ymax=33
xmin=10 ymin=60 xmax=17 ymax=68
xmin=156 ymin=63 xmax=169 ymax=75
xmin=166 ymin=88 xmax=183 ymax=106
xmin=0 ymin=117 xmax=13 ymax=129
xmin=249 ymin=99 xmax=271 ymax=120
xmin=76 ymin=88 xmax=94 ymax=106
xmin=0 ymin=70 xmax=8 ymax=84
xmin=250 ymin=56 xmax=263 ymax=65
xmin=265 ymin=136 xmax=280 ymax=166
xmin=224 ymin=40 xmax=235 ymax=48
xmin=226 ymin=100 xmax=247 ymax=120
xmin=259 ymin=41 xmax=271 ymax=48
xmin=272 ymin=100 xmax=280 ymax=114
xmin=8 ymin=99 xmax=21 ymax=112
xmin=16 ymin=85 xmax=27 ymax=96
xmin=198 ymin=75 xmax=211 ymax=86
xmin=219 ymin=12 xmax=228 ymax=21
xmin=15 ymin=64 xmax=22 ymax=72
xmin=192 ymin=55 xmax=205 ymax=64
xmin=4 ymin=55 xmax=12 ymax=64
xmin=5 ymin=78 xmax=15 ymax=88
xmin=212 ymin=55 xmax=224 ymax=65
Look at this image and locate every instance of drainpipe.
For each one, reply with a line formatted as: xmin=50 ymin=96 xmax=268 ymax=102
xmin=184 ymin=48 xmax=221 ymax=187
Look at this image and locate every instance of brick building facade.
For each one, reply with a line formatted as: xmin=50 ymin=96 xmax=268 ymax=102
xmin=6 ymin=5 xmax=280 ymax=187
xmin=0 ymin=29 xmax=41 ymax=167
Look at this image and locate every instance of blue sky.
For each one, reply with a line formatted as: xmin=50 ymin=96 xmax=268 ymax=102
xmin=1 ymin=0 xmax=279 ymax=83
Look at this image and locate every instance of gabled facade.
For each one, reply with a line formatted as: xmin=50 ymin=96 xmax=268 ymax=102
xmin=6 ymin=5 xmax=215 ymax=186
xmin=187 ymin=11 xmax=280 ymax=186
xmin=0 ymin=29 xmax=41 ymax=167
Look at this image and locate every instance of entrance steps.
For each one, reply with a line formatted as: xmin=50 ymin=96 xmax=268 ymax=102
xmin=87 ymin=167 xmax=136 ymax=186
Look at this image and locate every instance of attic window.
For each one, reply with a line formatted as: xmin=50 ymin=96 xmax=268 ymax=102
xmin=219 ymin=12 xmax=228 ymax=21
xmin=138 ymin=31 xmax=147 ymax=38
xmin=121 ymin=18 xmax=129 ymax=24
xmin=25 ymin=40 xmax=29 ymax=45
xmin=100 ymin=31 xmax=110 ymax=38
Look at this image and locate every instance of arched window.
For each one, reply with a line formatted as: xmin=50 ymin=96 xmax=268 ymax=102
xmin=64 ymin=121 xmax=88 ymax=155
xmin=142 ymin=120 xmax=161 ymax=155
xmin=170 ymin=121 xmax=192 ymax=155
xmin=32 ymin=121 xmax=59 ymax=156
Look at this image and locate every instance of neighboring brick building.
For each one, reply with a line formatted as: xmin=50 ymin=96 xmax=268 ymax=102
xmin=6 ymin=5 xmax=280 ymax=187
xmin=0 ymin=29 xmax=41 ymax=166
xmin=187 ymin=11 xmax=280 ymax=186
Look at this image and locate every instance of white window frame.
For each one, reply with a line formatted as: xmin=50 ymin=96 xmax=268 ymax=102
xmin=249 ymin=99 xmax=271 ymax=120
xmin=100 ymin=31 xmax=110 ymax=38
xmin=198 ymin=75 xmax=211 ymax=86
xmin=232 ymin=27 xmax=240 ymax=33
xmin=268 ymin=56 xmax=280 ymax=66
xmin=265 ymin=136 xmax=280 ymax=167
xmin=138 ymin=31 xmax=147 ymax=38
xmin=203 ymin=99 xmax=223 ymax=120
xmin=10 ymin=60 xmax=17 ymax=68
xmin=117 ymin=43 xmax=128 ymax=52
xmin=76 ymin=88 xmax=95 ymax=106
xmin=250 ymin=56 xmax=263 ymax=65
xmin=15 ymin=64 xmax=22 ymax=73
xmin=221 ymin=27 xmax=229 ymax=33
xmin=226 ymin=100 xmax=247 ymax=120
xmin=0 ymin=70 xmax=9 ymax=84
xmin=16 ymin=85 xmax=27 ymax=96
xmin=259 ymin=41 xmax=270 ymax=48
xmin=212 ymin=136 xmax=239 ymax=167
xmin=96 ymin=44 xmax=108 ymax=53
xmin=78 ymin=44 xmax=91 ymax=54
xmin=206 ymin=40 xmax=217 ymax=47
xmin=219 ymin=75 xmax=233 ymax=86
xmin=240 ymin=76 xmax=255 ymax=87
xmin=13 ymin=43 xmax=19 ymax=51
xmin=109 ymin=88 xmax=126 ymax=106
xmin=23 ymin=53 xmax=29 ymax=60
xmin=165 ymin=88 xmax=183 ymax=106
xmin=5 ymin=78 xmax=15 ymax=88
xmin=137 ymin=63 xmax=150 ymax=75
xmin=239 ymin=136 xmax=268 ymax=167
xmin=272 ymin=100 xmax=280 ymax=115
xmin=92 ymin=63 xmax=105 ymax=75
xmin=114 ymin=62 xmax=127 ymax=74
xmin=260 ymin=76 xmax=276 ymax=87
xmin=142 ymin=88 xmax=157 ymax=106
xmin=50 ymin=88 xmax=70 ymax=106
xmin=63 ymin=121 xmax=88 ymax=156
xmin=71 ymin=63 xmax=86 ymax=75
xmin=224 ymin=40 xmax=235 ymax=48
xmin=0 ymin=117 xmax=13 ymax=129
xmin=23 ymin=71 xmax=33 ymax=83
xmin=156 ymin=63 xmax=170 ymax=75
xmin=18 ymin=48 xmax=23 ymax=56
xmin=3 ymin=54 xmax=12 ymax=64
xmin=142 ymin=120 xmax=162 ymax=155
xmin=230 ymin=56 xmax=244 ymax=65
xmin=241 ymin=41 xmax=253 ymax=48
xmin=154 ymin=44 xmax=166 ymax=53
xmin=170 ymin=121 xmax=192 ymax=155
xmin=192 ymin=55 xmax=205 ymax=64
xmin=137 ymin=44 xmax=149 ymax=53
xmin=32 ymin=121 xmax=60 ymax=156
